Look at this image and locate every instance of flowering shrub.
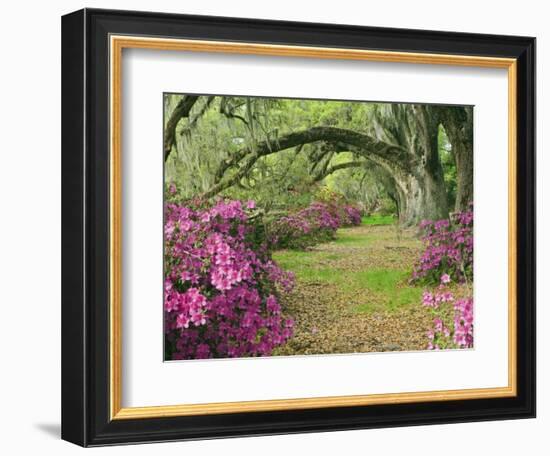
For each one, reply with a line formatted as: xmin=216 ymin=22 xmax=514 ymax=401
xmin=412 ymin=204 xmax=473 ymax=284
xmin=423 ymin=274 xmax=474 ymax=350
xmin=301 ymin=201 xmax=342 ymax=232
xmin=315 ymin=187 xmax=362 ymax=227
xmin=341 ymin=205 xmax=362 ymax=226
xmin=269 ymin=202 xmax=339 ymax=249
xmin=269 ymin=201 xmax=361 ymax=249
xmin=164 ymin=197 xmax=295 ymax=360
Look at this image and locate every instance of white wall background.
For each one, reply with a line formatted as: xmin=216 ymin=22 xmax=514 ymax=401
xmin=0 ymin=0 xmax=545 ymax=454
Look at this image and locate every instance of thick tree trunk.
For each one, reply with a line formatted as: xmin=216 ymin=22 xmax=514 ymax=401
xmin=453 ymin=140 xmax=473 ymax=212
xmin=391 ymin=168 xmax=449 ymax=226
xmin=375 ymin=105 xmax=449 ymax=226
xmin=440 ymin=107 xmax=474 ymax=212
xmin=420 ymin=111 xmax=451 ymax=222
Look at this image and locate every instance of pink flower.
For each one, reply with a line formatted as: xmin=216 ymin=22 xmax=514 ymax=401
xmin=412 ymin=206 xmax=473 ymax=284
xmin=215 ymin=252 xmax=232 ymax=266
xmin=266 ymin=295 xmax=279 ymax=313
xmin=195 ymin=344 xmax=211 ymax=359
xmin=176 ymin=313 xmax=190 ymax=329
xmin=423 ymin=283 xmax=473 ymax=350
xmin=163 ymin=198 xmax=295 ymax=359
xmin=422 ymin=291 xmax=436 ymax=308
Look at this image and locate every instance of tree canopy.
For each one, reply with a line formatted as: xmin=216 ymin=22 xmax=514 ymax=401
xmin=164 ymin=94 xmax=472 ymax=226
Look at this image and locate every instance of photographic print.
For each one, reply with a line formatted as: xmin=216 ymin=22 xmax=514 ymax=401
xmin=163 ymin=94 xmax=474 ymax=361
xmin=62 ymin=11 xmax=535 ymax=445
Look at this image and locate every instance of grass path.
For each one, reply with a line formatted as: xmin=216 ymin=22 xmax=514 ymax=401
xmin=272 ymin=218 xmax=434 ymax=355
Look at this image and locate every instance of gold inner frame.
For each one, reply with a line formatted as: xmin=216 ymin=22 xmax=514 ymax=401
xmin=109 ymin=35 xmax=518 ymax=420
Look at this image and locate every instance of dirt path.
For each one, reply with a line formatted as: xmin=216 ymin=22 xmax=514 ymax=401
xmin=272 ymin=223 xmax=434 ymax=356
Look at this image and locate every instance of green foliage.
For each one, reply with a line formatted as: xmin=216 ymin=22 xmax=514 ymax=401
xmin=164 ymin=94 xmax=463 ymax=222
xmin=377 ymin=197 xmax=398 ymax=216
xmin=224 ymin=148 xmax=315 ymax=212
xmin=324 ymin=153 xmax=393 ymax=213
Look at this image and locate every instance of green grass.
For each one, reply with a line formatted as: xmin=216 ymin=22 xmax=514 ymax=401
xmin=332 ymin=230 xmax=387 ymax=247
xmin=273 ymin=250 xmax=340 ymax=270
xmin=332 ymin=233 xmax=370 ymax=246
xmin=272 ymin=221 xmax=422 ymax=314
xmin=361 ymin=214 xmax=395 ymax=226
xmin=350 ymin=270 xmax=422 ymax=313
xmin=273 ymin=247 xmax=422 ymax=313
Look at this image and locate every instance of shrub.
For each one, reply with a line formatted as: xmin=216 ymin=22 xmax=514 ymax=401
xmin=164 ymin=197 xmax=295 ymax=360
xmin=269 ymin=201 xmax=340 ymax=249
xmin=412 ymin=204 xmax=473 ymax=284
xmin=269 ymin=200 xmax=361 ymax=249
xmin=315 ymin=187 xmax=362 ymax=227
xmin=422 ymin=275 xmax=474 ymax=350
xmin=341 ymin=205 xmax=362 ymax=226
xmin=314 ymin=186 xmax=342 ymax=205
xmin=268 ymin=212 xmax=314 ymax=250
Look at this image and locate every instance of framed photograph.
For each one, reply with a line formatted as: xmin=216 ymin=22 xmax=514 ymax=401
xmin=61 ymin=8 xmax=535 ymax=447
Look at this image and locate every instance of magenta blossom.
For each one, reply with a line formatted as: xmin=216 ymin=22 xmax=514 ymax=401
xmin=164 ymin=199 xmax=294 ymax=360
xmin=412 ymin=203 xmax=473 ymax=284
xmin=269 ymin=201 xmax=362 ymax=250
xmin=423 ymin=280 xmax=473 ymax=350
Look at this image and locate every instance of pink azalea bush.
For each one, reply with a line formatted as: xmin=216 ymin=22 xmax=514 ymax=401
xmin=315 ymin=188 xmax=363 ymax=228
xmin=412 ymin=203 xmax=473 ymax=284
xmin=341 ymin=205 xmax=362 ymax=227
xmin=423 ymin=275 xmax=474 ymax=350
xmin=269 ymin=201 xmax=362 ymax=250
xmin=164 ymin=196 xmax=295 ymax=360
xmin=269 ymin=202 xmax=340 ymax=249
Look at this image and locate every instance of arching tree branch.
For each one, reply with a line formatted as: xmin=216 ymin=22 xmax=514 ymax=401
xmin=214 ymin=126 xmax=408 ymax=184
xmin=180 ymin=96 xmax=216 ymax=139
xmin=219 ymin=97 xmax=248 ymax=125
xmin=164 ymin=95 xmax=200 ymax=161
xmin=202 ymin=127 xmax=408 ymax=199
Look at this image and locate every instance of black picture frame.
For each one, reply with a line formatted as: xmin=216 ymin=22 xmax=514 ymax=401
xmin=62 ymin=8 xmax=536 ymax=447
